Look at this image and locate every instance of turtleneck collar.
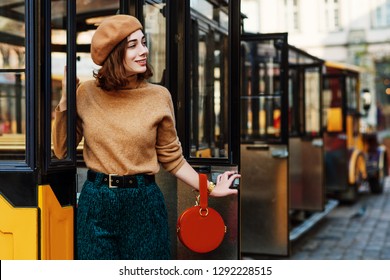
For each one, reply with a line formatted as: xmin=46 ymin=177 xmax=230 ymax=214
xmin=96 ymin=74 xmax=148 ymax=95
xmin=123 ymin=74 xmax=142 ymax=89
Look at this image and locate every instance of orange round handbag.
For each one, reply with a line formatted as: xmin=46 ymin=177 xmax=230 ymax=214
xmin=176 ymin=173 xmax=226 ymax=253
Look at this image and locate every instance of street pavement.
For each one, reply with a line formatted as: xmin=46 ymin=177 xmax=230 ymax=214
xmin=284 ymin=177 xmax=390 ymax=260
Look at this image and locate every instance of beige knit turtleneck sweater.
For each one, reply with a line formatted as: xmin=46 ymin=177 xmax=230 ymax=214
xmin=52 ymin=77 xmax=186 ymax=176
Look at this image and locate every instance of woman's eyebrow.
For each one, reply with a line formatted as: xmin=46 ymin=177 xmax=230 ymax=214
xmin=127 ymin=36 xmax=145 ymax=43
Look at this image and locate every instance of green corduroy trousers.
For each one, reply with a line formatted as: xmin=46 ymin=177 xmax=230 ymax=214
xmin=76 ymin=171 xmax=170 ymax=260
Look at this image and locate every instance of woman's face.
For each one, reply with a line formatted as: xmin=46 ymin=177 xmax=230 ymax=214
xmin=123 ymin=29 xmax=148 ymax=75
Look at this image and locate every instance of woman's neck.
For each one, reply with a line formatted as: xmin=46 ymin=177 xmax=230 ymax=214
xmin=125 ymin=74 xmax=140 ymax=89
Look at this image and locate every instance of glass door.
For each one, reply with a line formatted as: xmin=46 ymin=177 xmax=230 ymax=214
xmin=0 ymin=0 xmax=38 ymax=260
xmin=176 ymin=0 xmax=241 ymax=260
xmin=240 ymin=33 xmax=289 ymax=256
xmin=0 ymin=0 xmax=79 ymax=260
xmin=288 ymin=45 xmax=325 ymax=212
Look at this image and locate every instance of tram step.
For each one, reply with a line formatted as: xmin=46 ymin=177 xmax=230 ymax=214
xmin=289 ymin=199 xmax=339 ymax=241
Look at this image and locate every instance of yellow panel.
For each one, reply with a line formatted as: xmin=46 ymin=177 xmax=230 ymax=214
xmin=260 ymin=109 xmax=266 ymax=134
xmin=196 ymin=148 xmax=211 ymax=158
xmin=273 ymin=109 xmax=281 ymax=129
xmin=346 ymin=115 xmax=354 ymax=148
xmin=0 ymin=195 xmax=38 ymax=260
xmin=38 ymin=185 xmax=74 ymax=260
xmin=327 ymin=108 xmax=343 ymax=132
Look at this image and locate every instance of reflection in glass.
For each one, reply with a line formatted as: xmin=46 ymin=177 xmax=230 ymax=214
xmin=0 ymin=1 xmax=26 ymax=161
xmin=190 ymin=0 xmax=213 ymax=19
xmin=346 ymin=76 xmax=358 ymax=111
xmin=50 ymin=1 xmax=121 ymax=161
xmin=304 ymin=69 xmax=321 ymax=135
xmin=240 ymin=39 xmax=283 ymax=143
xmin=144 ymin=1 xmax=166 ymax=85
xmin=189 ymin=1 xmax=230 ymax=159
xmin=51 ymin=0 xmax=68 ymax=160
xmin=288 ymin=68 xmax=299 ymax=135
xmin=241 ymin=96 xmax=282 ymax=140
xmin=323 ymin=77 xmax=343 ymax=132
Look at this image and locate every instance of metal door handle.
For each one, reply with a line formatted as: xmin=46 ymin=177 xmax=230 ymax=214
xmin=312 ymin=139 xmax=323 ymax=147
xmin=246 ymin=145 xmax=269 ymax=151
xmin=271 ymin=149 xmax=288 ymax=158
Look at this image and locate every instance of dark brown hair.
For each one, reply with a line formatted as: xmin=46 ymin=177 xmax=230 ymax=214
xmin=93 ymin=37 xmax=153 ymax=91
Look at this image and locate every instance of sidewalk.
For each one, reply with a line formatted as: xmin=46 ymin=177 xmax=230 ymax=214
xmin=287 ymin=177 xmax=390 ymax=260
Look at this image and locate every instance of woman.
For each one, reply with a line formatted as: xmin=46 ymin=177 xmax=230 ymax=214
xmin=52 ymin=14 xmax=239 ymax=260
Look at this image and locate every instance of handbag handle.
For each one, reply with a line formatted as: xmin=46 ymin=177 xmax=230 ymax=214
xmin=199 ymin=173 xmax=209 ymax=216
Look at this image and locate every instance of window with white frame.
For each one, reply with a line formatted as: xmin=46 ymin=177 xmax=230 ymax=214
xmin=284 ymin=0 xmax=300 ymax=32
xmin=320 ymin=0 xmax=341 ymax=31
xmin=372 ymin=0 xmax=390 ymax=28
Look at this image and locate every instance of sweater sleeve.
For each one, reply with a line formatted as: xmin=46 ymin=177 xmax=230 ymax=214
xmin=155 ymin=89 xmax=186 ymax=174
xmin=52 ymin=106 xmax=83 ymax=159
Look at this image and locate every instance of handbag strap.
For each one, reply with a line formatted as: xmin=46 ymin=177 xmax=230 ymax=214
xmin=199 ymin=173 xmax=208 ymax=211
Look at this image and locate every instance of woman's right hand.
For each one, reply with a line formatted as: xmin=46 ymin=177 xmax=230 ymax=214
xmin=209 ymin=171 xmax=240 ymax=197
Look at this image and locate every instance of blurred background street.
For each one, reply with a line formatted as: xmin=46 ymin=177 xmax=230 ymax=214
xmin=273 ymin=177 xmax=390 ymax=260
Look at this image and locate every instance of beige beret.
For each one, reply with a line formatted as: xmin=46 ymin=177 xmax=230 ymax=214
xmin=91 ymin=15 xmax=143 ymax=66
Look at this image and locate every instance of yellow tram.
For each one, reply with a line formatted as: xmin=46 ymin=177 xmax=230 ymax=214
xmin=239 ymin=34 xmax=387 ymax=257
xmin=323 ymin=61 xmax=387 ymax=201
xmin=0 ymin=0 xmax=241 ymax=260
xmin=0 ymin=0 xmax=386 ymax=260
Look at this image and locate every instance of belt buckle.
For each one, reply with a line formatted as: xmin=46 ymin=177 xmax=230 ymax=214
xmin=108 ymin=174 xmax=119 ymax=188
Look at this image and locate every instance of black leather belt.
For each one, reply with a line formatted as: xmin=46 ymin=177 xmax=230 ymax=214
xmin=87 ymin=170 xmax=155 ymax=188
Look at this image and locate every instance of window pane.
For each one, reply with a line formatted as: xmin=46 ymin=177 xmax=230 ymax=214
xmin=75 ymin=0 xmax=120 ymax=83
xmin=51 ymin=0 xmax=68 ymax=161
xmin=346 ymin=76 xmax=358 ymax=111
xmin=323 ymin=76 xmax=343 ymax=132
xmin=288 ymin=68 xmax=300 ymax=135
xmin=241 ymin=39 xmax=283 ymax=142
xmin=0 ymin=1 xmax=26 ymax=161
xmin=190 ymin=0 xmax=213 ymax=19
xmin=304 ymin=68 xmax=321 ymax=135
xmin=49 ymin=1 xmax=121 ymax=161
xmin=189 ymin=1 xmax=230 ymax=159
xmin=241 ymin=95 xmax=282 ymax=141
xmin=144 ymin=1 xmax=166 ymax=85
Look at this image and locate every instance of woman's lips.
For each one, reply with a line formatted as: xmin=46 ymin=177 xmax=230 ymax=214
xmin=136 ymin=59 xmax=147 ymax=66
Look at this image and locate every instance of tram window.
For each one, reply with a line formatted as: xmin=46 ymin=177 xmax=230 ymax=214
xmin=188 ymin=0 xmax=230 ymax=159
xmin=346 ymin=75 xmax=359 ymax=137
xmin=75 ymin=0 xmax=120 ymax=84
xmin=75 ymin=0 xmax=120 ymax=83
xmin=143 ymin=1 xmax=166 ymax=85
xmin=288 ymin=69 xmax=300 ymax=136
xmin=191 ymin=0 xmax=229 ymax=29
xmin=50 ymin=0 xmax=69 ymax=161
xmin=304 ymin=69 xmax=321 ymax=136
xmin=241 ymin=96 xmax=282 ymax=141
xmin=219 ymin=9 xmax=229 ymax=30
xmin=191 ymin=0 xmax=214 ymax=20
xmin=0 ymin=1 xmax=26 ymax=161
xmin=49 ymin=1 xmax=120 ymax=162
xmin=240 ymin=39 xmax=283 ymax=142
xmin=346 ymin=76 xmax=358 ymax=111
xmin=323 ymin=77 xmax=343 ymax=132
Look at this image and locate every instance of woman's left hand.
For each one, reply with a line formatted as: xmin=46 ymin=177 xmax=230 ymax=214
xmin=210 ymin=171 xmax=240 ymax=197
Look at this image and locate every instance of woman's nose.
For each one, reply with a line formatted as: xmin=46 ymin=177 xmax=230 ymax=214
xmin=139 ymin=45 xmax=148 ymax=56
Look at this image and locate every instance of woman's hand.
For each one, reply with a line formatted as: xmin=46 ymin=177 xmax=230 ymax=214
xmin=209 ymin=171 xmax=240 ymax=197
xmin=173 ymin=162 xmax=240 ymax=197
